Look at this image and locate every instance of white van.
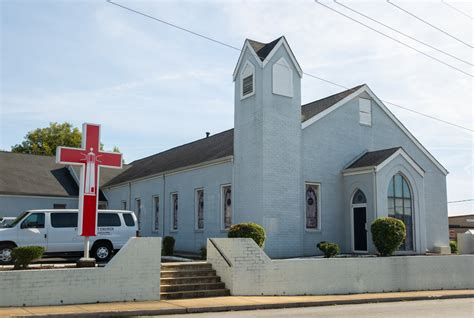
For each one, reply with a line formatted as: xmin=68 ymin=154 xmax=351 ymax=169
xmin=0 ymin=210 xmax=138 ymax=264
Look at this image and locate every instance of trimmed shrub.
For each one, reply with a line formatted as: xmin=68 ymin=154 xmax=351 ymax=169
xmin=12 ymin=246 xmax=44 ymax=270
xmin=200 ymin=247 xmax=207 ymax=260
xmin=162 ymin=236 xmax=175 ymax=256
xmin=450 ymin=240 xmax=458 ymax=254
xmin=317 ymin=241 xmax=340 ymax=258
xmin=228 ymin=222 xmax=266 ymax=247
xmin=371 ymin=217 xmax=406 ymax=256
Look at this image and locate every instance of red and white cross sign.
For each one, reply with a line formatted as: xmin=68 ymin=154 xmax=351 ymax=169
xmin=56 ymin=123 xmax=122 ymax=236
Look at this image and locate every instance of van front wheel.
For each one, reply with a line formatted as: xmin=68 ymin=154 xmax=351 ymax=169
xmin=91 ymin=242 xmax=113 ymax=262
xmin=0 ymin=243 xmax=15 ymax=265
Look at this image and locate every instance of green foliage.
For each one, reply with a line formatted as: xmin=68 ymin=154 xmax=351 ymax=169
xmin=228 ymin=222 xmax=266 ymax=247
xmin=317 ymin=241 xmax=340 ymax=258
xmin=12 ymin=246 xmax=45 ymax=270
xmin=162 ymin=236 xmax=175 ymax=256
xmin=200 ymin=246 xmax=207 ymax=260
xmin=450 ymin=240 xmax=459 ymax=254
xmin=11 ymin=122 xmax=82 ymax=156
xmin=371 ymin=217 xmax=406 ymax=256
xmin=11 ymin=122 xmax=120 ymax=156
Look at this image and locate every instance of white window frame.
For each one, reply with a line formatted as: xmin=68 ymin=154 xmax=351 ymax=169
xmin=220 ymin=184 xmax=232 ymax=231
xmin=194 ymin=188 xmax=204 ymax=231
xmin=152 ymin=195 xmax=160 ymax=233
xmin=359 ymin=98 xmax=372 ymax=126
xmin=170 ymin=192 xmax=178 ymax=232
xmin=304 ymin=182 xmax=322 ymax=232
xmin=240 ymin=61 xmax=255 ymax=100
xmin=134 ymin=198 xmax=142 ymax=232
xmin=121 ymin=200 xmax=127 ymax=210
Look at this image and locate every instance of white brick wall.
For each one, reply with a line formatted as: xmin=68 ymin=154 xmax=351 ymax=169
xmin=0 ymin=237 xmax=161 ymax=307
xmin=208 ymin=238 xmax=474 ymax=296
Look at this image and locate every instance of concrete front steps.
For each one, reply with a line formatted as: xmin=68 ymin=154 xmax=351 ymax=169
xmin=160 ymin=262 xmax=230 ymax=299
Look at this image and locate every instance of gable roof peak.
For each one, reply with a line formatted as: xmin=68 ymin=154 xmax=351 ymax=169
xmin=246 ymin=36 xmax=284 ymax=61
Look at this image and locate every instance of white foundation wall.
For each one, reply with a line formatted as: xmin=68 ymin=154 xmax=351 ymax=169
xmin=0 ymin=237 xmax=161 ymax=307
xmin=208 ymin=238 xmax=474 ymax=296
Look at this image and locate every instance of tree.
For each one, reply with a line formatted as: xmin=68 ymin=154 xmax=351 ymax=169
xmin=11 ymin=122 xmax=82 ymax=156
xmin=11 ymin=122 xmax=121 ymax=156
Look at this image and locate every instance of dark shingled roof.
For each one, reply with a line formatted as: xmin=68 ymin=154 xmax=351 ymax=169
xmin=347 ymin=147 xmax=401 ymax=169
xmin=0 ymin=151 xmax=78 ymax=197
xmin=0 ymin=151 xmax=128 ymax=199
xmin=301 ymin=84 xmax=365 ymax=122
xmin=105 ymin=85 xmax=365 ymax=187
xmin=105 ymin=129 xmax=234 ymax=187
xmin=248 ymin=37 xmax=283 ymax=61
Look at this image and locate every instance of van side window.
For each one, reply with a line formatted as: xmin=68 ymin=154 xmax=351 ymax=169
xmin=51 ymin=213 xmax=78 ymax=228
xmin=98 ymin=213 xmax=121 ymax=227
xmin=22 ymin=213 xmax=45 ymax=229
xmin=122 ymin=214 xmax=135 ymax=227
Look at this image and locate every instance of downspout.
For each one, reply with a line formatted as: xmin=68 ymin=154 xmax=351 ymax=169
xmin=373 ymin=170 xmax=378 ymax=218
xmin=128 ymin=182 xmax=132 ymax=211
xmin=162 ymin=174 xmax=166 ymax=237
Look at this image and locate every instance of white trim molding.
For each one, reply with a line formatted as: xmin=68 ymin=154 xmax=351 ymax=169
xmin=303 ymin=84 xmax=448 ymax=176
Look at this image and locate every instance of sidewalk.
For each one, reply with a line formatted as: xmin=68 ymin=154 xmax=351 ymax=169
xmin=1 ymin=290 xmax=473 ymax=317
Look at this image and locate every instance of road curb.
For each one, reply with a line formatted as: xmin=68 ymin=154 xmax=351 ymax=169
xmin=11 ymin=293 xmax=474 ymax=318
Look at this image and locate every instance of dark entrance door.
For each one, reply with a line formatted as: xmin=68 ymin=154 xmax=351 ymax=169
xmin=353 ymin=207 xmax=367 ymax=251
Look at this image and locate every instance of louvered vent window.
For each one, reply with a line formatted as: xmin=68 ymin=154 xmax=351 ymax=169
xmin=242 ymin=74 xmax=253 ymax=97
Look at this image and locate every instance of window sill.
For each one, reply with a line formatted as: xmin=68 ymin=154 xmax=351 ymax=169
xmin=305 ymin=228 xmax=322 ymax=233
xmin=195 ymin=229 xmax=204 ymax=233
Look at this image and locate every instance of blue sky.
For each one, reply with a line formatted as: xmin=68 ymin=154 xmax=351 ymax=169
xmin=1 ymin=0 xmax=472 ymax=215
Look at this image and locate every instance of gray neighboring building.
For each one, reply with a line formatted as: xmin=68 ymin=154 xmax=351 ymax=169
xmin=103 ymin=37 xmax=449 ymax=258
xmin=0 ymin=151 xmax=127 ymax=217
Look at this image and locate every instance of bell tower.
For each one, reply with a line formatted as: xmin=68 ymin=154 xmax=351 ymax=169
xmin=232 ymin=37 xmax=304 ymax=258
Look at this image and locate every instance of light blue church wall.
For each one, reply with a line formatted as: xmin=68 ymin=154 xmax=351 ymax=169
xmin=302 ymin=90 xmax=448 ymax=254
xmin=0 ymin=195 xmax=78 ymax=218
xmin=104 ymin=160 xmax=233 ymax=252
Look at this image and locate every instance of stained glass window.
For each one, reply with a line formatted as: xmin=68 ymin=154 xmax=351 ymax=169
xmin=387 ymin=173 xmax=413 ymax=251
xmin=196 ymin=189 xmax=204 ymax=230
xmin=222 ymin=185 xmax=232 ymax=229
xmin=153 ymin=196 xmax=160 ymax=232
xmin=171 ymin=193 xmax=178 ymax=231
xmin=352 ymin=189 xmax=367 ymax=204
xmin=305 ymin=184 xmax=319 ymax=229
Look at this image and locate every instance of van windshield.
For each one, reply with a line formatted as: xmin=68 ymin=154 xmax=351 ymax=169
xmin=5 ymin=212 xmax=29 ymax=228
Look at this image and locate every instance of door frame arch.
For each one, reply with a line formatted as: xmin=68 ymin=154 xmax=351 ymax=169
xmin=350 ymin=189 xmax=368 ymax=253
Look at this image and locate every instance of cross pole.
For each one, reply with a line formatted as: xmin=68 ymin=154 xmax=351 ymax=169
xmin=56 ymin=123 xmax=122 ymax=260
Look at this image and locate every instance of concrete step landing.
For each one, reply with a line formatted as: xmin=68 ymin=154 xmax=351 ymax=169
xmin=160 ymin=262 xmax=230 ymax=299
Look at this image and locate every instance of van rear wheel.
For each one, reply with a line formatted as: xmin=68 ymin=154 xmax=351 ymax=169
xmin=0 ymin=243 xmax=15 ymax=265
xmin=91 ymin=242 xmax=113 ymax=262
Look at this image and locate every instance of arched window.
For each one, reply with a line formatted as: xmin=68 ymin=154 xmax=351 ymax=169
xmin=387 ymin=173 xmax=413 ymax=251
xmin=352 ymin=189 xmax=367 ymax=204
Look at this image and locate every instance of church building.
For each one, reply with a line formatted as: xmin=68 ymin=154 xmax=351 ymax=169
xmin=103 ymin=36 xmax=449 ymax=258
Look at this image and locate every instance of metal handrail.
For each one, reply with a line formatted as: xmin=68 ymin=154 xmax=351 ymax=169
xmin=209 ymin=238 xmax=232 ymax=267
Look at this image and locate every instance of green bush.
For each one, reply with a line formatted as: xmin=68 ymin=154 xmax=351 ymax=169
xmin=371 ymin=217 xmax=406 ymax=256
xmin=12 ymin=246 xmax=44 ymax=270
xmin=228 ymin=222 xmax=266 ymax=247
xmin=162 ymin=236 xmax=175 ymax=256
xmin=317 ymin=241 xmax=340 ymax=258
xmin=450 ymin=240 xmax=458 ymax=254
xmin=200 ymin=246 xmax=207 ymax=260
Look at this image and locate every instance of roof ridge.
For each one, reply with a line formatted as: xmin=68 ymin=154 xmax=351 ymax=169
xmin=301 ymin=84 xmax=365 ymax=108
xmin=0 ymin=150 xmax=55 ymax=158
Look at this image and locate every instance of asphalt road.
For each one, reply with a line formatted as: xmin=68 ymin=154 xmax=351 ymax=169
xmin=152 ymin=298 xmax=474 ymax=318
